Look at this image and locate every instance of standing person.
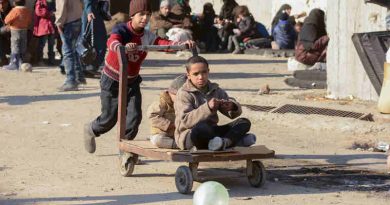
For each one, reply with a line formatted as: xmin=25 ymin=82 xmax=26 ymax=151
xmin=174 ymin=56 xmax=256 ymax=151
xmin=55 ymin=0 xmax=85 ymax=91
xmin=2 ymin=0 xmax=31 ymax=70
xmin=0 ymin=0 xmax=12 ymax=66
xmin=83 ymin=0 xmax=195 ymax=154
xmin=295 ymin=9 xmax=329 ymax=66
xmin=82 ymin=0 xmax=108 ymax=75
xmin=272 ymin=12 xmax=296 ymax=49
xmin=33 ymin=0 xmax=56 ymax=65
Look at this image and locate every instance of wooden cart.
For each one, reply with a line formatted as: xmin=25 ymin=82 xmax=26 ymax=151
xmin=115 ymin=45 xmax=275 ymax=194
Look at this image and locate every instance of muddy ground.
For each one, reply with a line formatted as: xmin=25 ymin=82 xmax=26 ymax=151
xmin=0 ymin=52 xmax=389 ymax=205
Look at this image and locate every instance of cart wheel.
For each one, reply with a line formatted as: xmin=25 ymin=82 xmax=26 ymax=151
xmin=175 ymin=166 xmax=193 ymax=194
xmin=119 ymin=152 xmax=138 ymax=177
xmin=247 ymin=160 xmax=266 ymax=188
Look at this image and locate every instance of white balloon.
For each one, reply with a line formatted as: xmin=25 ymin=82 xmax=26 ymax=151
xmin=193 ymin=181 xmax=229 ymax=205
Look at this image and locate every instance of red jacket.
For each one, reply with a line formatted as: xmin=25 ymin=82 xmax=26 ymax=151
xmin=104 ymin=21 xmax=178 ymax=81
xmin=33 ymin=0 xmax=55 ymax=36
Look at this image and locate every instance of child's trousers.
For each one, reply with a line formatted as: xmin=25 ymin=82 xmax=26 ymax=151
xmin=91 ymin=73 xmax=143 ymax=140
xmin=10 ymin=29 xmax=27 ymax=56
xmin=189 ymin=118 xmax=251 ymax=150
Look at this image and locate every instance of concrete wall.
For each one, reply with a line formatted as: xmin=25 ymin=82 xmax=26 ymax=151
xmin=327 ymin=0 xmax=387 ymax=101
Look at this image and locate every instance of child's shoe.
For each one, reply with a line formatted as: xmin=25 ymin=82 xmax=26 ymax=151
xmin=236 ymin=133 xmax=257 ymax=147
xmin=2 ymin=54 xmax=19 ymax=70
xmin=208 ymin=137 xmax=233 ymax=151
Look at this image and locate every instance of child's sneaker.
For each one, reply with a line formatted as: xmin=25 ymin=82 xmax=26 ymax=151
xmin=208 ymin=136 xmax=224 ymax=151
xmin=208 ymin=137 xmax=233 ymax=151
xmin=2 ymin=54 xmax=19 ymax=70
xmin=236 ymin=133 xmax=257 ymax=147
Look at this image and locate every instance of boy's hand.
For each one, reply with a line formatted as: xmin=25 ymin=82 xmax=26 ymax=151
xmin=208 ymin=98 xmax=221 ymax=111
xmin=125 ymin=43 xmax=138 ymax=53
xmin=219 ymin=100 xmax=235 ymax=112
xmin=181 ymin=40 xmax=196 ymax=49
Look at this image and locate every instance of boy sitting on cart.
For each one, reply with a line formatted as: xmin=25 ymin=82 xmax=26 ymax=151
xmin=174 ymin=56 xmax=256 ymax=151
xmin=83 ymin=0 xmax=195 ymax=154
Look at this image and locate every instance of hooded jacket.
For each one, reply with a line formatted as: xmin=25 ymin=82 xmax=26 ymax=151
xmin=174 ymin=80 xmax=242 ymax=150
xmin=148 ymin=91 xmax=176 ymax=137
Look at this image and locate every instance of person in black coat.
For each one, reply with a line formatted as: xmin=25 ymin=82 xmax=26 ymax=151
xmin=295 ymin=9 xmax=329 ymax=65
xmin=198 ymin=3 xmax=220 ymax=52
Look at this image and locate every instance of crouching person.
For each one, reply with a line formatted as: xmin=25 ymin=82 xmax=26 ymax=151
xmin=148 ymin=75 xmax=187 ymax=149
xmin=174 ymin=56 xmax=256 ymax=151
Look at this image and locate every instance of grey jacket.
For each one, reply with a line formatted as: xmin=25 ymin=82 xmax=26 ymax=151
xmin=174 ymin=80 xmax=242 ymax=150
xmin=55 ymin=0 xmax=83 ymax=27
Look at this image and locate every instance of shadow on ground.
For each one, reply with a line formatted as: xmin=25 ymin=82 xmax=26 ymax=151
xmin=2 ymin=154 xmax=388 ymax=204
xmin=141 ymin=72 xmax=289 ymax=82
xmin=278 ymin=153 xmax=387 ymax=165
xmin=143 ymin=59 xmax=287 ymax=68
xmin=0 ymin=193 xmax=191 ymax=205
xmin=0 ymin=92 xmax=99 ymax=105
xmin=141 ymin=86 xmax=300 ymax=93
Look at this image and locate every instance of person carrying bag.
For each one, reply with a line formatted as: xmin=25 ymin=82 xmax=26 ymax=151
xmin=77 ymin=18 xmax=97 ymax=65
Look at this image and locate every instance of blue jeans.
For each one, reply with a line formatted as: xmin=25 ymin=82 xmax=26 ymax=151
xmin=60 ymin=19 xmax=84 ymax=85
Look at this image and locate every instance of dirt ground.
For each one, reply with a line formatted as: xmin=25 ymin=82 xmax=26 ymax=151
xmin=0 ymin=52 xmax=389 ymax=205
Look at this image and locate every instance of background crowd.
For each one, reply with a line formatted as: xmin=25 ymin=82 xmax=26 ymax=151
xmin=0 ymin=0 xmax=329 ymax=91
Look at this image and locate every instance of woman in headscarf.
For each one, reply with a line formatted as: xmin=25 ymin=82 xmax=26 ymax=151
xmin=272 ymin=12 xmax=296 ymax=49
xmin=217 ymin=0 xmax=239 ymax=50
xmin=271 ymin=4 xmax=292 ymax=33
xmin=198 ymin=2 xmax=220 ymax=52
xmin=271 ymin=4 xmax=306 ymax=33
xmin=219 ymin=0 xmax=238 ymax=21
xmin=295 ymin=9 xmax=329 ymax=65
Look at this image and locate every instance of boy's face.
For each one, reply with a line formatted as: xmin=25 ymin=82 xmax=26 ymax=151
xmin=132 ymin=11 xmax=151 ymax=29
xmin=187 ymin=63 xmax=209 ymax=89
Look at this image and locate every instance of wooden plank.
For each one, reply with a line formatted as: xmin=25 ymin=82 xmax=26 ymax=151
xmin=189 ymin=146 xmax=275 ymax=162
xmin=120 ymin=140 xmax=275 ymax=163
xmin=117 ymin=46 xmax=128 ymax=141
xmin=119 ymin=141 xmax=177 ymax=161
